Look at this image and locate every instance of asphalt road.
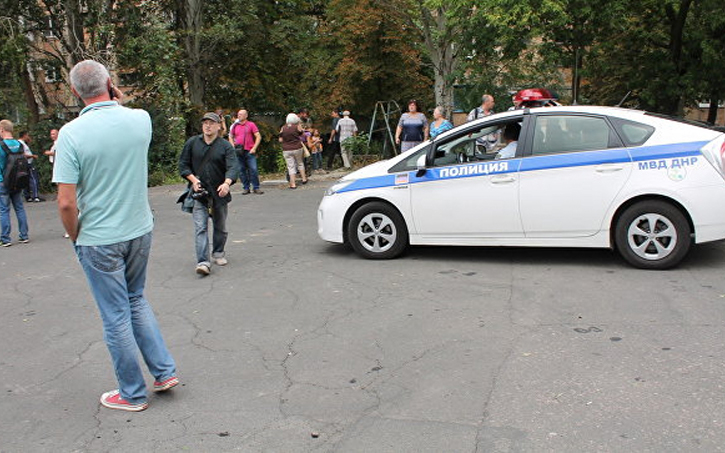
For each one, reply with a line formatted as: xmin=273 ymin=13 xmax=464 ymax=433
xmin=2 ymin=177 xmax=725 ymax=452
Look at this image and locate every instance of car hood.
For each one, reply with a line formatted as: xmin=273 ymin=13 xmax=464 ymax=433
xmin=341 ymin=159 xmax=391 ymax=181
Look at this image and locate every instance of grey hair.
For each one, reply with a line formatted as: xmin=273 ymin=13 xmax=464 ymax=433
xmin=286 ymin=113 xmax=300 ymax=125
xmin=70 ymin=60 xmax=111 ymax=99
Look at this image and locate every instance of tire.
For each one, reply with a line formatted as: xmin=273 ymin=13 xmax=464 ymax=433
xmin=614 ymin=200 xmax=691 ymax=270
xmin=347 ymin=202 xmax=408 ymax=259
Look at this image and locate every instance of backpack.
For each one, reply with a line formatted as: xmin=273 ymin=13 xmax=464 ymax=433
xmin=1 ymin=140 xmax=30 ymax=193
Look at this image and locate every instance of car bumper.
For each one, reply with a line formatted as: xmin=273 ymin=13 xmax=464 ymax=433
xmin=317 ymin=195 xmax=345 ymax=243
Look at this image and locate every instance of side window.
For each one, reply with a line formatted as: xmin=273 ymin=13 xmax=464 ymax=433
xmin=531 ymin=115 xmax=614 ymax=156
xmin=432 ymin=120 xmax=522 ymax=167
xmin=610 ymin=118 xmax=655 ymax=146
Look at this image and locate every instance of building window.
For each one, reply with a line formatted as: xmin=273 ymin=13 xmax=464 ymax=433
xmin=43 ymin=15 xmax=57 ymax=38
xmin=45 ymin=66 xmax=62 ymax=83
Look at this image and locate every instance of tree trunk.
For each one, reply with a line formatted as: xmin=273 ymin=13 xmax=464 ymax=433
xmin=707 ymin=94 xmax=720 ymax=125
xmin=20 ymin=64 xmax=40 ymax=125
xmin=666 ymin=0 xmax=694 ymax=115
xmin=181 ymin=0 xmax=204 ymax=107
xmin=571 ymin=47 xmax=581 ymax=105
xmin=419 ymin=6 xmax=457 ymax=117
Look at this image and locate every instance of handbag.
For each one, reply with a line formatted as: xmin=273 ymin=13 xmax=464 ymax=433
xmin=177 ymin=188 xmax=195 ymax=213
xmin=301 ymin=142 xmax=311 ymax=158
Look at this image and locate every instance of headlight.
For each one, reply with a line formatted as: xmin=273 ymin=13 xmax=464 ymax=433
xmin=325 ymin=180 xmax=354 ymax=196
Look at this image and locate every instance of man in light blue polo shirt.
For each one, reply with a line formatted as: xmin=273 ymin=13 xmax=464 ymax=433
xmin=53 ymin=60 xmax=177 ymax=412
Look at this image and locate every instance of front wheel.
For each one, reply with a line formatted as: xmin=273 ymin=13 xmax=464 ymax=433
xmin=347 ymin=202 xmax=408 ymax=259
xmin=614 ymin=200 xmax=691 ymax=270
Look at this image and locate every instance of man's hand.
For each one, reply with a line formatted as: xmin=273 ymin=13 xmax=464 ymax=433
xmin=217 ymin=181 xmax=230 ymax=197
xmin=111 ymin=85 xmax=123 ymax=101
xmin=192 ymin=179 xmax=203 ymax=192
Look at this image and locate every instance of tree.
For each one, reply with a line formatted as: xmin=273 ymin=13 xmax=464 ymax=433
xmin=321 ymin=0 xmax=430 ymax=116
xmin=584 ymin=0 xmax=723 ymax=118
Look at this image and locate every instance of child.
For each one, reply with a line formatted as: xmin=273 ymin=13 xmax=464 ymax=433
xmin=308 ymin=128 xmax=324 ymax=171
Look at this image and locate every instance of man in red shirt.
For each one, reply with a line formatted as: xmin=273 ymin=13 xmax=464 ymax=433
xmin=228 ymin=109 xmax=263 ymax=194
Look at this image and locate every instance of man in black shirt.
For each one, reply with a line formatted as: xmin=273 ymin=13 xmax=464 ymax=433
xmin=178 ymin=112 xmax=237 ymax=275
xmin=326 ymin=109 xmax=342 ymax=170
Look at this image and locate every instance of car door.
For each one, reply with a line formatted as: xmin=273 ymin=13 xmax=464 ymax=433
xmin=518 ymin=113 xmax=632 ymax=238
xmin=409 ymin=116 xmax=526 ymax=240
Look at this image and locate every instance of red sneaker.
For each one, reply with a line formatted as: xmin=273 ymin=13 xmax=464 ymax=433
xmin=100 ymin=390 xmax=148 ymax=412
xmin=153 ymin=376 xmax=179 ymax=392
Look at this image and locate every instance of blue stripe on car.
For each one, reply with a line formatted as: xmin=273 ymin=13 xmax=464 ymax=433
xmin=335 ymin=141 xmax=709 ymax=194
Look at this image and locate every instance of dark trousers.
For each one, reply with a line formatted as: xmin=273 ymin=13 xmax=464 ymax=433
xmin=326 ymin=141 xmax=341 ymax=169
xmin=24 ymin=165 xmax=39 ymax=200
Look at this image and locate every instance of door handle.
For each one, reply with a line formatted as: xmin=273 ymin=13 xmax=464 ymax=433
xmin=491 ymin=175 xmax=516 ymax=184
xmin=595 ymin=164 xmax=624 ymax=173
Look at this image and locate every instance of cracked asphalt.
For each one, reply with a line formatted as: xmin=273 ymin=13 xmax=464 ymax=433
xmin=3 ymin=177 xmax=725 ymax=452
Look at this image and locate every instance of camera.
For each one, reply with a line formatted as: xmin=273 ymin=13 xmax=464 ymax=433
xmin=190 ymin=188 xmax=209 ymax=201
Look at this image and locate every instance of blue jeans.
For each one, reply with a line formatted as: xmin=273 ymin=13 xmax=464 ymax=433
xmin=74 ymin=232 xmax=176 ymax=403
xmin=236 ymin=149 xmax=260 ymax=191
xmin=192 ymin=200 xmax=228 ymax=265
xmin=312 ymin=152 xmax=323 ymax=170
xmin=0 ymin=181 xmax=29 ymax=244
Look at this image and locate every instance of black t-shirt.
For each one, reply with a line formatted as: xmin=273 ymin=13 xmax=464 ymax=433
xmin=178 ymin=135 xmax=237 ymax=205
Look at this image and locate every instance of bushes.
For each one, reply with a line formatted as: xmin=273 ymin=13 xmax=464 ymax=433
xmin=341 ymin=133 xmax=371 ymax=155
xmin=254 ymin=121 xmax=285 ymax=174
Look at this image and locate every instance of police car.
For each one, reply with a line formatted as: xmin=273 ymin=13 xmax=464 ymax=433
xmin=317 ymin=106 xmax=725 ymax=269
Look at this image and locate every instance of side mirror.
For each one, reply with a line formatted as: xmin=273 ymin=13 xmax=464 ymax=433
xmin=415 ymin=154 xmax=427 ymax=177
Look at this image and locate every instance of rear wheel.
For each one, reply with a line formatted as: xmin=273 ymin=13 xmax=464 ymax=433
xmin=347 ymin=202 xmax=408 ymax=259
xmin=615 ymin=200 xmax=691 ymax=269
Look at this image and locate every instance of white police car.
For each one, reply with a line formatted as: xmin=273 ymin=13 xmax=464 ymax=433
xmin=318 ymin=106 xmax=725 ymax=269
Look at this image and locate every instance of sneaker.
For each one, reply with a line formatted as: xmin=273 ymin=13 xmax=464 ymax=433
xmin=1 ymin=242 xmax=11 ymax=247
xmin=154 ymin=376 xmax=179 ymax=392
xmin=242 ymin=189 xmax=251 ymax=195
xmin=253 ymin=189 xmax=264 ymax=194
xmin=19 ymin=238 xmax=29 ymax=244
xmin=213 ymin=256 xmax=228 ymax=266
xmin=100 ymin=390 xmax=148 ymax=412
xmin=34 ymin=198 xmax=41 ymax=202
xmin=64 ymin=233 xmax=70 ymax=238
xmin=196 ymin=263 xmax=210 ymax=275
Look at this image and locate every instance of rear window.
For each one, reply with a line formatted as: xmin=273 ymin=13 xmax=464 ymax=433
xmin=610 ymin=118 xmax=655 ymax=146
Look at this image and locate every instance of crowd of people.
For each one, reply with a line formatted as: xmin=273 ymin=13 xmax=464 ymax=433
xmin=0 ymin=57 xmax=558 ymax=413
xmin=0 ymin=92 xmax=522 ymax=250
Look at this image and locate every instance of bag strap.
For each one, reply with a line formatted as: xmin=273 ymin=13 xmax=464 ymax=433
xmin=0 ymin=139 xmax=12 ymax=155
xmin=193 ymin=136 xmax=216 ymax=186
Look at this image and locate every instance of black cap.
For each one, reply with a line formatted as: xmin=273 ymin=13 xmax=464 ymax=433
xmin=201 ymin=112 xmax=221 ymax=123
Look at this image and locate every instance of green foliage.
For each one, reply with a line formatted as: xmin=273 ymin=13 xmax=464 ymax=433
xmin=342 ymin=133 xmax=371 ymax=155
xmin=254 ymin=122 xmax=287 ymax=174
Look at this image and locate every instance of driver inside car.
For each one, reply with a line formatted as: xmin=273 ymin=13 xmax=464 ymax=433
xmin=495 ymin=122 xmax=521 ymax=159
